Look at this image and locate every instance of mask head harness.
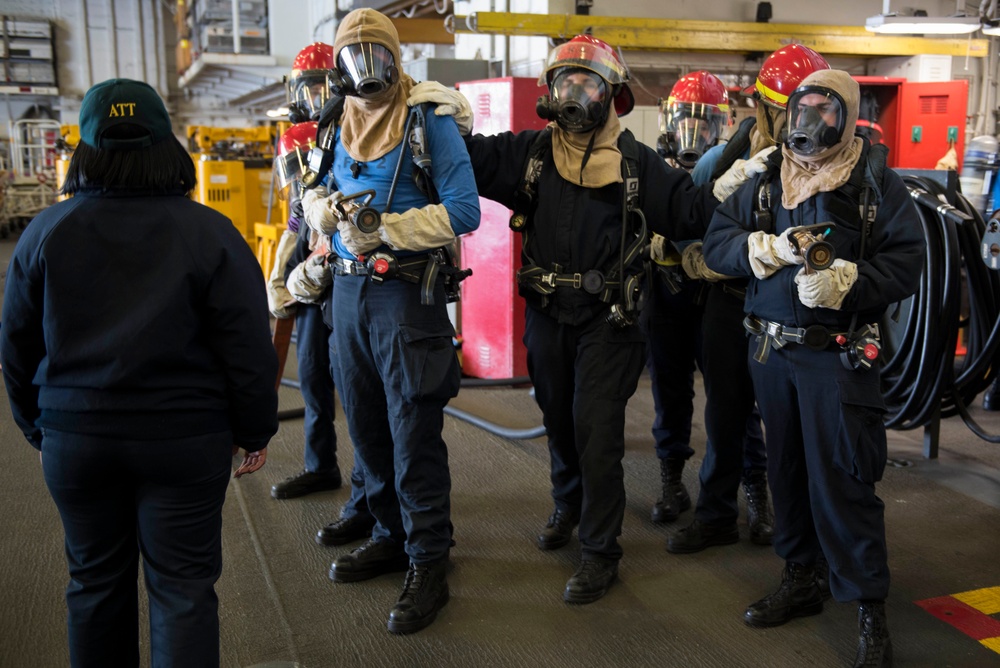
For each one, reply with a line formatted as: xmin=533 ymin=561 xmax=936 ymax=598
xmin=331 ymin=42 xmax=399 ymax=99
xmin=785 ymin=85 xmax=846 ymax=157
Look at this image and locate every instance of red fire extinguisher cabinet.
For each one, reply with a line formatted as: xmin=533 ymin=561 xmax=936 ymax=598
xmin=456 ymin=77 xmax=548 ymax=379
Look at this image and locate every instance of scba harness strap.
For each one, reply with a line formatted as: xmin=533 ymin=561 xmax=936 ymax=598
xmin=510 ymin=127 xmax=648 ymax=322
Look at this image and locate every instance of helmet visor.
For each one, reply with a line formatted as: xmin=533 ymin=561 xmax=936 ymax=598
xmin=337 ymin=43 xmax=396 ymax=98
xmin=274 ymin=144 xmax=314 ymax=198
xmin=288 ymin=71 xmax=332 ymax=116
xmin=660 ymin=100 xmax=730 ymax=168
xmin=786 ymin=86 xmax=847 ymax=156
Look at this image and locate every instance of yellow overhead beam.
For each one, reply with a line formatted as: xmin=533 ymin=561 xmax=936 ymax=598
xmin=390 ymin=17 xmax=454 ymax=45
xmin=449 ymin=12 xmax=988 ymax=58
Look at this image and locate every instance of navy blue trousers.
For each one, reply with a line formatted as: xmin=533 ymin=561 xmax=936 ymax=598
xmin=748 ymin=343 xmax=890 ymax=602
xmin=639 ymin=272 xmax=701 ymax=461
xmin=330 ymin=275 xmax=458 ymax=563
xmin=525 ymin=308 xmax=646 ymax=562
xmin=295 ymin=303 xmax=337 ymax=473
xmin=695 ymin=285 xmax=767 ymax=525
xmin=42 ymin=429 xmax=232 ymax=668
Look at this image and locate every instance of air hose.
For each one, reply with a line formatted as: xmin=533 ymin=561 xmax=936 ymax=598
xmin=880 ymin=173 xmax=1000 ymax=441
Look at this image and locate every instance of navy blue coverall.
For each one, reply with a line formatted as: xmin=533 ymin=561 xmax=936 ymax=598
xmin=702 ymin=145 xmax=925 ymax=601
xmin=465 ymin=128 xmax=715 ymax=562
xmin=324 ymin=110 xmax=480 ymax=564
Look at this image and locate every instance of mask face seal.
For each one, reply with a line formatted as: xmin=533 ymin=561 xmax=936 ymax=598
xmin=785 ymin=86 xmax=847 ymax=157
xmin=537 ymin=68 xmax=609 ymax=133
xmin=336 ymin=43 xmax=399 ymax=99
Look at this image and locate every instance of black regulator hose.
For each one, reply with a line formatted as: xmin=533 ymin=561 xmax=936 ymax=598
xmin=880 ymin=173 xmax=1000 ymax=439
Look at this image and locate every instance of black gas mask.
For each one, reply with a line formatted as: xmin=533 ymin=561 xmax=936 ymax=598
xmin=536 ymin=68 xmax=610 ymax=133
xmin=333 ymin=43 xmax=399 ymax=99
xmin=785 ymin=86 xmax=846 ymax=157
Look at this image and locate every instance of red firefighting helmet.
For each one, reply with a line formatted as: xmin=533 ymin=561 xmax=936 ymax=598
xmin=741 ymin=44 xmax=830 ymax=110
xmin=539 ymin=34 xmax=635 ymax=117
xmin=286 ymin=43 xmax=335 ymax=117
xmin=274 ymin=121 xmax=318 ymax=196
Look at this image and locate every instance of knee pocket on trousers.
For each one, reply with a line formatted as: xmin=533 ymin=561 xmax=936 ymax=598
xmin=835 ymin=379 xmax=888 ymax=484
xmin=397 ymin=321 xmax=460 ymax=404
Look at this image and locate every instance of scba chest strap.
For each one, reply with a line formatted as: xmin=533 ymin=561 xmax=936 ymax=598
xmin=512 ymin=128 xmax=647 ymax=314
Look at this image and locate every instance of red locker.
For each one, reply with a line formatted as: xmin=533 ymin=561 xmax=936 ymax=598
xmin=854 ymin=76 xmax=968 ymax=170
xmin=456 ymin=77 xmax=548 ymax=379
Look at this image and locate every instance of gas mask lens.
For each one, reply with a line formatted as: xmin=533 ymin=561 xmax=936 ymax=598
xmin=290 ymin=74 xmax=331 ymax=117
xmin=337 ymin=43 xmax=397 ymax=99
xmin=786 ymin=87 xmax=846 ymax=156
xmin=671 ymin=117 xmax=714 ymax=168
xmin=550 ymin=69 xmax=607 ymax=133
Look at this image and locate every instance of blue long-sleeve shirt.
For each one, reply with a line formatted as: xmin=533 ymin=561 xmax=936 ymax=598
xmin=327 ymin=110 xmax=480 ymax=260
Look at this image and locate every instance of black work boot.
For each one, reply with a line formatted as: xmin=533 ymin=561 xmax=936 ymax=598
xmin=651 ymin=456 xmax=691 ymax=523
xmin=741 ymin=469 xmax=775 ymax=546
xmin=386 ymin=560 xmax=449 ymax=634
xmin=854 ymin=601 xmax=893 ymax=667
xmin=563 ymin=558 xmax=619 ymax=604
xmin=744 ymin=562 xmax=824 ymax=628
xmin=984 ymin=376 xmax=1000 ymax=411
xmin=666 ymin=519 xmax=739 ymax=554
xmin=816 ymin=555 xmax=832 ymax=600
xmin=328 ymin=538 xmax=409 ymax=583
xmin=537 ymin=508 xmax=579 ymax=550
xmin=271 ymin=467 xmax=342 ymax=499
xmin=315 ymin=514 xmax=376 ymax=546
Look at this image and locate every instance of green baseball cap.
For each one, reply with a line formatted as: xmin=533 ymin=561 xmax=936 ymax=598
xmin=78 ymin=78 xmax=173 ymax=150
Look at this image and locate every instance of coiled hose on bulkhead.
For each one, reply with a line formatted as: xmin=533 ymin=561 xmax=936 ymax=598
xmin=880 ymin=174 xmax=1000 ymax=440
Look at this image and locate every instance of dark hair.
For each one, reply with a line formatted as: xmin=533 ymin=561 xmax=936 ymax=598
xmin=61 ymin=123 xmax=196 ymax=195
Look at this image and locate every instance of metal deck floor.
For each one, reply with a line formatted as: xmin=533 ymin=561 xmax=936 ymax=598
xmin=2 ymin=234 xmax=1000 ymax=668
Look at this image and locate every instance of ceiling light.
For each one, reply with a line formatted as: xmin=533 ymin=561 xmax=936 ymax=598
xmin=866 ymin=0 xmax=981 ymax=35
xmin=865 ymin=14 xmax=981 ymax=34
xmin=983 ymin=19 xmax=1000 ymax=36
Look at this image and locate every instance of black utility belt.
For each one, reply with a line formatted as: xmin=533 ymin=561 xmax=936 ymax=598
xmin=516 ymin=266 xmax=620 ymax=295
xmin=744 ymin=314 xmax=880 ymax=366
xmin=331 ymin=252 xmax=430 ymax=284
xmin=332 ymin=249 xmax=472 ymax=306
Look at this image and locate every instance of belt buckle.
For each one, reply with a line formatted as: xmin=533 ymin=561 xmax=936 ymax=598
xmin=765 ymin=321 xmax=783 ymax=339
xmin=540 ymin=273 xmax=557 ymax=288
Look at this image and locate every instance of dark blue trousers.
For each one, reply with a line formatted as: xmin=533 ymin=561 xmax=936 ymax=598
xmin=330 ymin=275 xmax=458 ymax=564
xmin=42 ymin=429 xmax=232 ymax=668
xmin=695 ymin=285 xmax=767 ymax=525
xmin=639 ymin=272 xmax=701 ymax=461
xmin=296 ymin=303 xmax=337 ymax=473
xmin=525 ymin=308 xmax=646 ymax=562
xmin=748 ymin=343 xmax=890 ymax=602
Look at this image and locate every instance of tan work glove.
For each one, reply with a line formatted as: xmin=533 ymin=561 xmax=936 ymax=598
xmin=287 ymin=254 xmax=332 ymax=304
xmin=302 ymin=186 xmax=347 ymax=235
xmin=747 ymin=227 xmax=805 ymax=279
xmin=794 ymin=259 xmax=858 ymax=309
xmin=266 ymin=228 xmax=299 ymax=318
xmin=336 ymin=215 xmax=382 ymax=258
xmin=712 ymin=145 xmax=778 ymax=202
xmin=681 ymin=242 xmax=735 ymax=282
xmin=407 ymin=81 xmax=474 ymax=136
xmin=378 ymin=203 xmax=456 ymax=252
